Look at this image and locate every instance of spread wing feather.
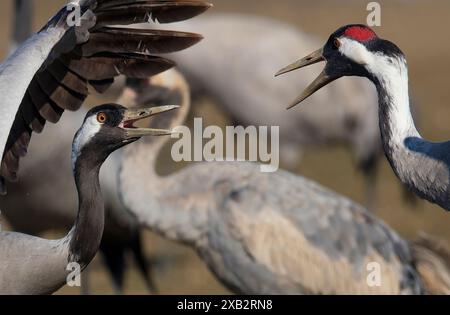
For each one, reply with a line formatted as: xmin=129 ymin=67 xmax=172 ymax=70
xmin=95 ymin=0 xmax=212 ymax=25
xmin=0 ymin=0 xmax=209 ymax=194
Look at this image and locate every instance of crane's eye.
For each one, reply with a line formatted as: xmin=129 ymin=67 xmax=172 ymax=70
xmin=333 ymin=38 xmax=341 ymax=49
xmin=97 ymin=112 xmax=107 ymax=124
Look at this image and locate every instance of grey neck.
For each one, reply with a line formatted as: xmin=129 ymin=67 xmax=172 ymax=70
xmin=68 ymin=151 xmax=105 ymax=269
xmin=372 ymin=57 xmax=419 ymax=161
xmin=119 ymin=82 xmax=207 ymax=244
xmin=371 ymin=56 xmax=450 ymax=208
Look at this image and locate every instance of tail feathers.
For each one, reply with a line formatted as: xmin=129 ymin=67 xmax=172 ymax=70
xmin=412 ymin=233 xmax=450 ymax=295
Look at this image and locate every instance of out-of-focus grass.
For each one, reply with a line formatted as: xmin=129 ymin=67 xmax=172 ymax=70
xmin=1 ymin=0 xmax=450 ymax=294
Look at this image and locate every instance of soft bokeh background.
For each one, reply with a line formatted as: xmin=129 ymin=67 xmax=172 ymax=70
xmin=1 ymin=0 xmax=450 ymax=294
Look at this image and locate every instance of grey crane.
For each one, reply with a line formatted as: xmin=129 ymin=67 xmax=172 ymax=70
xmin=116 ymin=70 xmax=450 ymax=295
xmin=0 ymin=0 xmax=160 ymax=294
xmin=0 ymin=110 xmax=157 ymax=294
xmin=149 ymin=13 xmax=420 ymax=210
xmin=0 ymin=0 xmax=210 ymax=292
xmin=275 ymin=24 xmax=450 ymax=213
xmin=0 ymin=0 xmax=211 ymax=194
xmin=0 ymin=103 xmax=177 ymax=294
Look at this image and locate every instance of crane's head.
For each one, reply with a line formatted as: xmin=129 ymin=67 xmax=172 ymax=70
xmin=72 ymin=103 xmax=178 ymax=167
xmin=275 ymin=24 xmax=405 ymax=109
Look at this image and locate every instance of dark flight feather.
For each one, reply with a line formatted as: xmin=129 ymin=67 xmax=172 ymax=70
xmin=89 ymin=79 xmax=115 ymax=94
xmin=95 ymin=1 xmax=212 ymax=27
xmin=0 ymin=0 xmax=210 ymax=193
xmin=47 ymin=60 xmax=89 ymax=96
xmin=80 ymin=27 xmax=203 ymax=56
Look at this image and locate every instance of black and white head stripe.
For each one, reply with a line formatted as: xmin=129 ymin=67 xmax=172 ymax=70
xmin=331 ymin=25 xmax=405 ymax=65
xmin=71 ymin=104 xmax=126 ymax=169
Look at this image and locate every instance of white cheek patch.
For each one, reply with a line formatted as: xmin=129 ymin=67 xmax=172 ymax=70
xmin=339 ymin=38 xmax=373 ymax=66
xmin=71 ymin=115 xmax=101 ymax=170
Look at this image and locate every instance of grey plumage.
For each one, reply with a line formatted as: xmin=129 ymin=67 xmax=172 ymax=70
xmin=117 ymin=70 xmax=448 ymax=294
xmin=275 ymin=24 xmax=450 ymax=213
xmin=377 ymin=82 xmax=450 ymax=211
xmin=0 ymin=232 xmax=72 ymax=294
xmin=0 ymin=0 xmax=209 ymax=194
xmin=0 ymin=0 xmax=210 ymax=294
xmin=146 ymin=14 xmax=417 ymax=210
xmin=0 ymin=0 xmax=200 ymax=293
xmin=1 ymin=111 xmax=108 ymax=294
xmin=0 ymin=101 xmax=179 ymax=294
xmin=0 ymin=110 xmax=156 ymax=293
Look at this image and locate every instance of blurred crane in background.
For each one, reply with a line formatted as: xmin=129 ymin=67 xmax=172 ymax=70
xmin=152 ymin=14 xmax=420 ymax=210
xmin=1 ymin=0 xmax=158 ymax=294
xmin=0 ymin=0 xmax=210 ymax=294
xmin=117 ymin=70 xmax=450 ymax=295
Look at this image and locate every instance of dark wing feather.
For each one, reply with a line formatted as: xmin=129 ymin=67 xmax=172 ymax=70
xmin=1 ymin=114 xmax=31 ymax=182
xmin=47 ymin=60 xmax=89 ymax=96
xmin=95 ymin=1 xmax=212 ymax=27
xmin=27 ymin=80 xmax=63 ymax=123
xmin=89 ymin=79 xmax=116 ymax=94
xmin=36 ymin=70 xmax=87 ymax=111
xmin=80 ymin=27 xmax=203 ymax=56
xmin=19 ymin=94 xmax=46 ymax=133
xmin=0 ymin=0 xmax=210 ymax=194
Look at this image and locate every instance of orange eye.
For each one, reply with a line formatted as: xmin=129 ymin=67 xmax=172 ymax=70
xmin=97 ymin=112 xmax=107 ymax=124
xmin=333 ymin=38 xmax=341 ymax=49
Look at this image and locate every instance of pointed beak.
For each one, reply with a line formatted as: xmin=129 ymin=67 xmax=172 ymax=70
xmin=121 ymin=105 xmax=179 ymax=139
xmin=275 ymin=49 xmax=325 ymax=77
xmin=275 ymin=49 xmax=337 ymax=109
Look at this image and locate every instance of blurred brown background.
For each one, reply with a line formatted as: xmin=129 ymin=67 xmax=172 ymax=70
xmin=0 ymin=0 xmax=449 ymax=294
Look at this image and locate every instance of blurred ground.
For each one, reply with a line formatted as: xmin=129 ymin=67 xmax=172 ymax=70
xmin=1 ymin=0 xmax=450 ymax=294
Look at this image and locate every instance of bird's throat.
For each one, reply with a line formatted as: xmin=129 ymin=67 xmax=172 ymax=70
xmin=68 ymin=155 xmax=105 ymax=269
xmin=370 ymin=56 xmax=420 ymax=156
xmin=371 ymin=57 xmax=438 ymax=200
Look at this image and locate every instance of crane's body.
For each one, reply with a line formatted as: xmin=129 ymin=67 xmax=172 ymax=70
xmin=1 ymin=0 xmax=160 ymax=293
xmin=124 ymin=159 xmax=421 ymax=294
xmin=0 ymin=0 xmax=211 ymax=294
xmin=117 ymin=70 xmax=450 ymax=295
xmin=0 ymin=232 xmax=71 ymax=294
xmin=0 ymin=109 xmax=156 ymax=293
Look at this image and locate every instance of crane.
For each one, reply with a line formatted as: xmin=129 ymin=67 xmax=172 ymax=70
xmin=0 ymin=103 xmax=177 ymax=294
xmin=275 ymin=24 xmax=450 ymax=213
xmin=115 ymin=70 xmax=450 ymax=294
xmin=0 ymin=0 xmax=210 ymax=194
xmin=148 ymin=13 xmax=421 ymax=210
xmin=0 ymin=0 xmax=171 ymax=294
xmin=0 ymin=110 xmax=158 ymax=294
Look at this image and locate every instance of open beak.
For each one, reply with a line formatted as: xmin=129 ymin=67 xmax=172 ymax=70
xmin=121 ymin=105 xmax=179 ymax=139
xmin=275 ymin=49 xmax=336 ymax=109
